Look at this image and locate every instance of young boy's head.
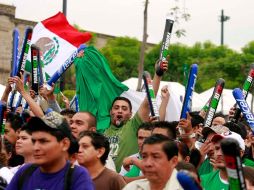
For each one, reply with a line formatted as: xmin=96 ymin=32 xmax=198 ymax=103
xmin=25 ymin=111 xmax=72 ymax=167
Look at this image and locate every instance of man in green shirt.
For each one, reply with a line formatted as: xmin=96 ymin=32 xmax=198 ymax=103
xmin=104 ymin=61 xmax=168 ymax=172
xmin=201 ymin=131 xmax=245 ymax=190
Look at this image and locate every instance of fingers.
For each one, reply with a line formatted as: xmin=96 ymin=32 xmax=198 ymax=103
xmin=149 ymin=116 xmax=159 ymax=123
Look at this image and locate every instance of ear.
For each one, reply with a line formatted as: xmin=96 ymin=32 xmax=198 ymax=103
xmin=97 ymin=147 xmax=105 ymax=159
xmin=184 ymin=156 xmax=190 ymax=163
xmin=169 ymin=155 xmax=179 ymax=168
xmin=128 ymin=111 xmax=132 ymax=118
xmin=89 ymin=127 xmax=96 ymax=132
xmin=240 ymin=149 xmax=244 ymax=157
xmin=7 ymin=152 xmax=12 ymax=160
xmin=61 ymin=138 xmax=70 ymax=152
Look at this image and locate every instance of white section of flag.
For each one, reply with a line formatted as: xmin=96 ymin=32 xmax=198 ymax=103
xmin=27 ymin=22 xmax=76 ymax=77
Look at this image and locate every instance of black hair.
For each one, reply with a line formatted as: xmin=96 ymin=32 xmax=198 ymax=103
xmin=224 ymin=121 xmax=247 ymax=139
xmin=137 ymin=122 xmax=154 ymax=137
xmin=19 ymin=123 xmax=32 ymax=135
xmin=142 ymin=134 xmax=178 ymax=160
xmin=176 ymin=141 xmax=190 ymax=160
xmin=25 ymin=115 xmax=72 ymax=143
xmin=189 ymin=148 xmax=202 ymax=168
xmin=60 ymin=109 xmax=76 ymax=118
xmin=111 ymin=97 xmax=132 ymax=111
xmin=79 ymin=131 xmax=110 ymax=165
xmin=21 ymin=110 xmax=31 ymax=123
xmin=25 ymin=120 xmax=70 ymax=142
xmin=189 ymin=112 xmax=204 ymax=128
xmin=6 ymin=112 xmax=23 ymax=131
xmin=152 ymin=121 xmax=177 ymax=139
xmin=214 ymin=112 xmax=226 ymax=119
xmin=68 ymin=136 xmax=79 ymax=155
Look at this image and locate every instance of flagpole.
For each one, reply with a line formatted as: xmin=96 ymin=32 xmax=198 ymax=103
xmin=63 ymin=0 xmax=67 ymax=16
xmin=60 ymin=0 xmax=67 ymax=91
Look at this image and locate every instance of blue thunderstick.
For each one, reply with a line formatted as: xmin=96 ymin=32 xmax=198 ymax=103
xmin=180 ymin=64 xmax=198 ymax=119
xmin=233 ymin=88 xmax=254 ymax=133
xmin=46 ymin=44 xmax=87 ymax=89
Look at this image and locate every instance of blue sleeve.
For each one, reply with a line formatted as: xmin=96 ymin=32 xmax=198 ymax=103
xmin=71 ymin=166 xmax=94 ymax=190
xmin=6 ymin=164 xmax=32 ymax=190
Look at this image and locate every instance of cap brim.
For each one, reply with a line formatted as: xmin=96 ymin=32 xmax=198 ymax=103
xmin=202 ymin=127 xmax=215 ymax=139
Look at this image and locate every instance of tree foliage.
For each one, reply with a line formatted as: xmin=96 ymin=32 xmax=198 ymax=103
xmin=100 ymin=37 xmax=141 ymax=81
xmin=100 ymin=37 xmax=254 ymax=93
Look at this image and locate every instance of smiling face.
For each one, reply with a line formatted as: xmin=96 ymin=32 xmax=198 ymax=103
xmin=110 ymin=100 xmax=132 ymax=127
xmin=70 ymin=112 xmax=95 ymax=138
xmin=16 ymin=130 xmax=33 ymax=157
xmin=32 ymin=131 xmax=68 ymax=168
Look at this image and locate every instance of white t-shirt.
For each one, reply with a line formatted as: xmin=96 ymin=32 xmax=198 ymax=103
xmin=0 ymin=167 xmax=14 ymax=184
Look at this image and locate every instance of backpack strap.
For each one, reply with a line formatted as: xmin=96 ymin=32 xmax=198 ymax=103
xmin=17 ymin=163 xmax=75 ymax=190
xmin=17 ymin=164 xmax=38 ymax=190
xmin=64 ymin=163 xmax=75 ymax=190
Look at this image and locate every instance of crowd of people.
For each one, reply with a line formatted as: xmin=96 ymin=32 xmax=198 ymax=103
xmin=0 ymin=56 xmax=254 ymax=190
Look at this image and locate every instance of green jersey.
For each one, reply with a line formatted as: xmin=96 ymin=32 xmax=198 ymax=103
xmin=198 ymin=158 xmax=214 ymax=176
xmin=201 ymin=170 xmax=229 ymax=190
xmin=104 ymin=113 xmax=142 ymax=172
xmin=243 ymin=158 xmax=254 ymax=167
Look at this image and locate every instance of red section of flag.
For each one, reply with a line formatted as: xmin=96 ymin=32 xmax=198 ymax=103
xmin=42 ymin=12 xmax=92 ymax=47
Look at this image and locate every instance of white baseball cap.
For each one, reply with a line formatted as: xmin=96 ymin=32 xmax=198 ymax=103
xmin=211 ymin=131 xmax=245 ymax=151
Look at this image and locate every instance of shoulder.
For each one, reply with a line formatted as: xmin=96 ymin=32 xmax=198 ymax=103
xmin=165 ymin=169 xmax=184 ymax=190
xmin=201 ymin=170 xmax=219 ymax=183
xmin=123 ymin=179 xmax=149 ymax=190
xmin=124 ymin=113 xmax=142 ymax=131
xmin=71 ymin=165 xmax=94 ymax=189
xmin=72 ymin=165 xmax=91 ymax=178
xmin=5 ymin=164 xmax=36 ymax=190
xmin=104 ymin=168 xmax=126 ymax=187
xmin=104 ymin=168 xmax=123 ymax=179
xmin=243 ymin=158 xmax=254 ymax=167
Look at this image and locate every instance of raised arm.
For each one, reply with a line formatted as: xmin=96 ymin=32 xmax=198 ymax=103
xmin=138 ymin=58 xmax=168 ymax=122
xmin=9 ymin=75 xmax=44 ymax=117
xmin=159 ymin=86 xmax=170 ymax=121
xmin=1 ymin=79 xmax=12 ymax=103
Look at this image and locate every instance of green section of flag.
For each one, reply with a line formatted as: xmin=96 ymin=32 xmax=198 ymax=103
xmin=74 ymin=46 xmax=129 ymax=132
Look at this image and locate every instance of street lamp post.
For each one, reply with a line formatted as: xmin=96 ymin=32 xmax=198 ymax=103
xmin=219 ymin=9 xmax=230 ymax=46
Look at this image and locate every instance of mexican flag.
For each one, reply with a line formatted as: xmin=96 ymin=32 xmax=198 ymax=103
xmin=74 ymin=46 xmax=129 ymax=132
xmin=25 ymin=12 xmax=92 ymax=78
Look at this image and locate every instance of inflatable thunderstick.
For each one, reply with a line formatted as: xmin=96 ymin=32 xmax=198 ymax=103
xmin=203 ymin=78 xmax=225 ymax=128
xmin=0 ymin=102 xmax=7 ymax=151
xmin=143 ymin=71 xmax=160 ymax=120
xmin=221 ymin=138 xmax=246 ymax=190
xmin=31 ymin=45 xmax=40 ymax=95
xmin=231 ymin=64 xmax=254 ymax=123
xmin=17 ymin=27 xmax=33 ymax=77
xmin=46 ymin=44 xmax=87 ymax=89
xmin=180 ymin=64 xmax=198 ymax=119
xmin=156 ymin=18 xmax=174 ymax=76
xmin=8 ymin=28 xmax=20 ymax=110
xmin=233 ymin=88 xmax=254 ymax=133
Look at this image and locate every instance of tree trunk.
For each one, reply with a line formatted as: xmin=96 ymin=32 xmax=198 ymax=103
xmin=136 ymin=0 xmax=149 ymax=91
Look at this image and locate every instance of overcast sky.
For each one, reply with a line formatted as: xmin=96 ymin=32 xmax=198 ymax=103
xmin=1 ymin=0 xmax=254 ymax=51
